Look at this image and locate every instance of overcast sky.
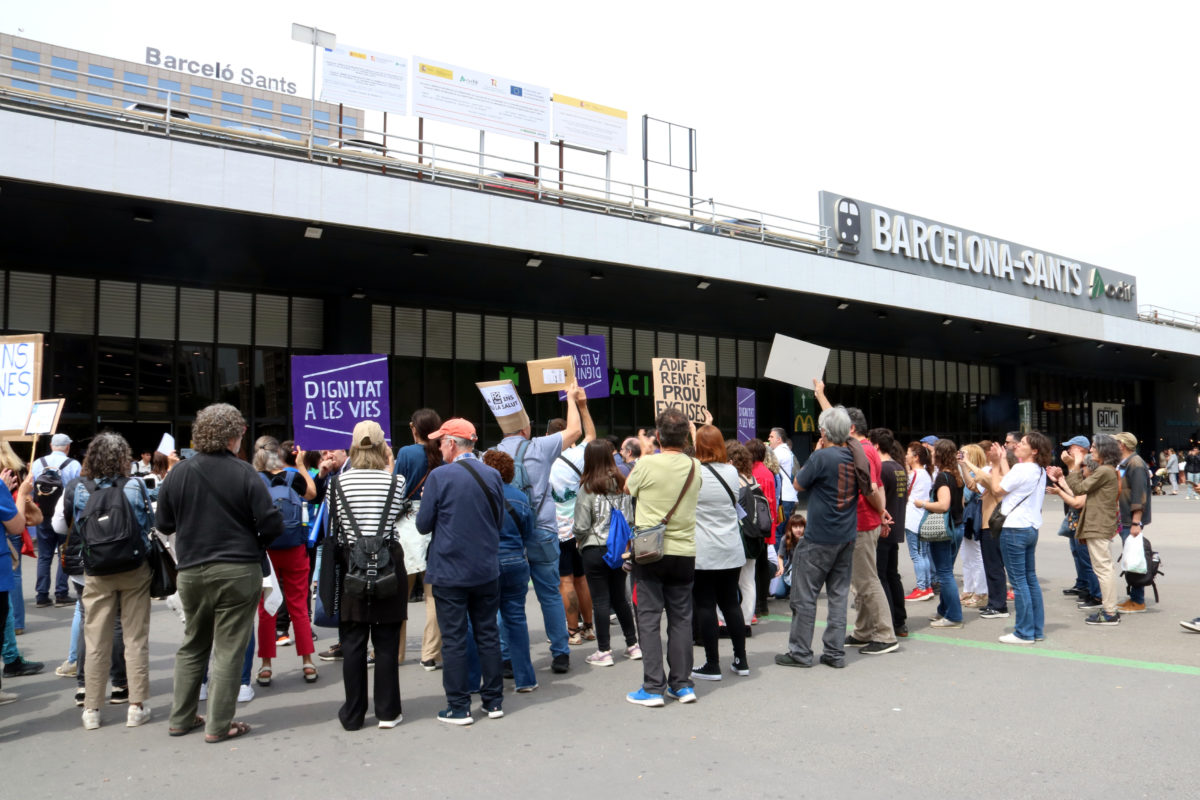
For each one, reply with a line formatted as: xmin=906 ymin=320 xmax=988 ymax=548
xmin=10 ymin=1 xmax=1199 ymax=316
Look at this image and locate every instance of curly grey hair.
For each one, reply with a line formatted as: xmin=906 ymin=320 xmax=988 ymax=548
xmin=82 ymin=431 xmax=132 ymax=479
xmin=193 ymin=403 xmax=247 ymax=454
xmin=252 ymin=435 xmax=284 ymax=471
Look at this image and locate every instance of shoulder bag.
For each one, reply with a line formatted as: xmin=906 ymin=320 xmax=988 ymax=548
xmin=917 ymin=475 xmax=952 ymax=543
xmin=631 ymin=460 xmax=696 ymax=565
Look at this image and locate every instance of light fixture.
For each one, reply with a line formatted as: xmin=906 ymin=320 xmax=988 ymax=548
xmin=941 ymin=318 xmax=953 ymax=326
xmin=1151 ymin=351 xmax=1160 ymax=358
xmin=1096 ymin=343 xmax=1104 ymax=349
xmin=526 ymin=257 xmax=542 ymax=268
xmin=411 ymin=247 xmax=428 ymax=257
xmin=1026 ymin=333 xmax=1037 ymax=340
xmin=304 ymin=226 xmax=322 ymax=239
xmin=755 ymin=293 xmax=767 ymax=302
xmin=972 ymin=325 xmax=983 ymax=334
xmin=590 ymin=271 xmax=605 ymax=280
xmin=696 ymin=280 xmax=711 ymax=290
xmin=351 ymin=291 xmax=366 ymax=300
xmin=133 ymin=214 xmax=154 ymax=224
xmin=836 ymin=301 xmax=850 ymax=310
xmin=876 ymin=310 xmax=888 ymax=319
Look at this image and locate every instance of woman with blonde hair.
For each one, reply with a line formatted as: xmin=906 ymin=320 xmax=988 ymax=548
xmin=958 ymin=444 xmax=989 ymax=607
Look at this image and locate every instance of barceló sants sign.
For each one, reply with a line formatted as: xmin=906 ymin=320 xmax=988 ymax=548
xmin=145 ymin=47 xmax=298 ymax=94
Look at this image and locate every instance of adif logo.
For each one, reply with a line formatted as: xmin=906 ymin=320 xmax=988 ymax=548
xmin=836 ymin=198 xmax=861 ymax=254
xmin=1088 ymin=268 xmax=1135 ymax=302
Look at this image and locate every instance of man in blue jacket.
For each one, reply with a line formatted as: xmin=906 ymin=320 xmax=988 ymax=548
xmin=416 ymin=418 xmax=505 ymax=726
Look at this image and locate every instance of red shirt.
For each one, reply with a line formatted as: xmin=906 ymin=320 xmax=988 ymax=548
xmin=751 ymin=461 xmax=778 ymax=545
xmin=856 ymin=439 xmax=883 ymax=531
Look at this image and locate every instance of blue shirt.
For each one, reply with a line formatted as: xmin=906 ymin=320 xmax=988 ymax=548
xmin=0 ymin=490 xmax=16 ymax=591
xmin=795 ymin=446 xmax=859 ymax=545
xmin=495 ymin=433 xmax=562 ymax=540
xmin=415 ymin=453 xmax=503 ymax=587
xmin=499 ymin=483 xmax=535 ymax=562
xmin=394 ymin=442 xmax=434 ymax=499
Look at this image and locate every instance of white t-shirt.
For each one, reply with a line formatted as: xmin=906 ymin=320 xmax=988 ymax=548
xmin=774 ymin=444 xmax=798 ymax=503
xmin=549 ymin=444 xmax=586 ymax=541
xmin=999 ymin=462 xmax=1046 ymax=529
xmin=905 ymin=468 xmax=933 ymax=534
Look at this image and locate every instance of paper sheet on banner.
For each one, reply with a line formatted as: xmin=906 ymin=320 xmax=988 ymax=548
xmin=764 ymin=334 xmax=831 ymax=389
xmin=477 ymin=380 xmax=530 ymax=435
xmin=413 ymin=56 xmax=550 ymax=142
xmin=321 ymin=44 xmax=408 ymax=115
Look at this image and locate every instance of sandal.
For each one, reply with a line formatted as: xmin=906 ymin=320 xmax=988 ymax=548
xmin=568 ymin=629 xmax=583 ymax=646
xmin=169 ymin=715 xmax=205 ymax=737
xmin=580 ymin=623 xmax=596 ymax=642
xmin=205 ymin=721 xmax=251 ymax=743
xmin=256 ymin=667 xmax=272 ymax=687
xmin=303 ymin=665 xmax=319 ymax=683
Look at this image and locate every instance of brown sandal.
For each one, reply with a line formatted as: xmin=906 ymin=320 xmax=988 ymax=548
xmin=205 ymin=721 xmax=251 ymax=743
xmin=169 ymin=715 xmax=205 ymax=737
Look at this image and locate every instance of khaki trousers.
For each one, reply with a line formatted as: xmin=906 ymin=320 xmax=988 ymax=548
xmin=851 ymin=526 xmax=896 ymax=644
xmin=422 ymin=581 xmax=442 ymax=663
xmin=1086 ymin=537 xmax=1119 ymax=614
xmin=83 ymin=563 xmax=152 ymax=709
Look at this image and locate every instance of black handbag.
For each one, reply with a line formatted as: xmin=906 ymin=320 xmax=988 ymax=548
xmin=147 ymin=532 xmax=178 ymax=599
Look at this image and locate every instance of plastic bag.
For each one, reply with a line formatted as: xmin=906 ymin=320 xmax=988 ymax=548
xmin=1122 ymin=532 xmax=1148 ymax=574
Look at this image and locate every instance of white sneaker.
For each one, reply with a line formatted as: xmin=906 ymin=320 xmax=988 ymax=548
xmin=126 ymin=704 xmax=151 ymax=727
xmin=624 ymin=644 xmax=643 ymax=660
xmin=198 ymin=682 xmax=208 ymax=701
xmin=0 ymin=690 xmax=18 ymax=705
xmin=998 ymin=633 xmax=1034 ymax=645
xmin=378 ymin=716 xmax=402 ymax=729
xmin=586 ymin=650 xmax=614 ymax=667
xmin=82 ymin=708 xmax=101 ymax=730
xmin=237 ymin=684 xmax=255 ymax=703
xmin=930 ymin=618 xmax=963 ymax=628
xmin=55 ymin=660 xmax=78 ymax=678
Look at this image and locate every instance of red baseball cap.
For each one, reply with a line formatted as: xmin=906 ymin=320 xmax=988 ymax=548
xmin=428 ymin=418 xmax=477 ymax=441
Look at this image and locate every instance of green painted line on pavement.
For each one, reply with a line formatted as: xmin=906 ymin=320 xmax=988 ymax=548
xmin=760 ymin=614 xmax=1200 ymax=676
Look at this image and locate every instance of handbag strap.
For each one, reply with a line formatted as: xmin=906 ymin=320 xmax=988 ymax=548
xmin=404 ymin=469 xmax=429 ymax=501
xmin=661 ymin=460 xmax=697 ymax=527
xmin=557 ymin=453 xmax=583 ymax=477
xmin=1004 ymin=467 xmax=1043 ymax=516
xmin=703 ymin=462 xmax=737 ymax=508
xmin=459 ymin=460 xmax=502 ymax=529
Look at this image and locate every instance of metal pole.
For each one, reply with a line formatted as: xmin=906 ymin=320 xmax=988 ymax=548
xmin=418 ymin=117 xmax=424 ymax=180
xmin=534 ymin=141 xmax=540 ymax=180
xmin=558 ymin=140 xmax=564 ymax=206
xmin=310 ymin=41 xmax=317 ymax=150
xmin=479 ymin=130 xmax=485 ymax=174
xmin=642 ymin=115 xmax=649 ymax=208
xmin=688 ymin=128 xmax=695 ymax=231
xmin=605 ymin=152 xmax=611 ymax=200
xmin=382 ymin=112 xmax=388 ymax=174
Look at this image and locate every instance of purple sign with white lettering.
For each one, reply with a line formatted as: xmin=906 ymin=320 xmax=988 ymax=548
xmin=556 ymin=335 xmax=609 ymax=400
xmin=736 ymin=387 xmax=756 ymax=443
xmin=291 ymin=354 xmax=391 ymax=451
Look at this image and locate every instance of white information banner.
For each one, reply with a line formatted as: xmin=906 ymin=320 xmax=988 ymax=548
xmin=413 ymin=56 xmax=550 ymax=142
xmin=552 ymin=94 xmax=627 ymax=154
xmin=321 ymin=44 xmax=408 ymax=115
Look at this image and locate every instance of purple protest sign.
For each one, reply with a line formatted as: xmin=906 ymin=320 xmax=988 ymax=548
xmin=736 ymin=387 xmax=756 ymax=442
xmin=556 ymin=335 xmax=609 ymax=399
xmin=291 ymin=354 xmax=391 ymax=451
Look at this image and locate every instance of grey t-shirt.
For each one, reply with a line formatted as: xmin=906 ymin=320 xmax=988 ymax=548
xmin=496 ymin=432 xmax=563 ymax=538
xmin=695 ymin=462 xmax=746 ymax=571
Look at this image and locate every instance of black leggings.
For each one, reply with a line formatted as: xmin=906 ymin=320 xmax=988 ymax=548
xmin=875 ymin=539 xmax=907 ymax=630
xmin=580 ymin=545 xmax=636 ymax=652
xmin=693 ymin=567 xmax=746 ymax=665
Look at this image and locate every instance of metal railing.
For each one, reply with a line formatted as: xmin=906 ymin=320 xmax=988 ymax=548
xmin=0 ymin=52 xmax=831 ymax=253
xmin=1139 ymin=305 xmax=1200 ymax=331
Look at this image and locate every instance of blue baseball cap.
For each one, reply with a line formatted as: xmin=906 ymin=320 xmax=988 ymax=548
xmin=919 ymin=435 xmax=938 ymax=445
xmin=1061 ymin=435 xmax=1091 ymax=449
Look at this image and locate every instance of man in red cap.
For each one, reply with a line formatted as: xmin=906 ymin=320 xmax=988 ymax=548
xmin=415 ymin=419 xmax=506 ymax=726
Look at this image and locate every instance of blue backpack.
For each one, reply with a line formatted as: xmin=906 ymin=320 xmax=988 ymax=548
xmin=509 ymin=439 xmax=535 ymax=505
xmin=260 ymin=471 xmax=305 ymax=550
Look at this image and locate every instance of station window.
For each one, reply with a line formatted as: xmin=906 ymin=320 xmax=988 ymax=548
xmin=124 ymin=71 xmax=148 ymax=95
xmin=156 ymin=77 xmax=181 ymax=103
xmin=87 ymin=64 xmax=113 ymax=88
xmin=313 ymin=109 xmax=330 ymax=132
xmin=250 ymin=97 xmax=273 ymax=121
xmin=11 ymin=47 xmax=40 ymax=74
xmin=190 ymin=85 xmax=212 ymax=108
xmin=50 ymin=86 xmax=75 ymax=100
xmin=10 ymin=76 xmax=37 ymax=92
xmin=343 ymin=114 xmax=358 ymax=135
xmin=372 ymin=306 xmax=392 ymax=354
xmin=281 ymin=102 xmax=302 ymax=125
xmin=278 ymin=129 xmax=300 ymax=141
xmin=221 ymin=90 xmax=242 ymax=115
xmin=51 ymin=56 xmax=77 ymax=81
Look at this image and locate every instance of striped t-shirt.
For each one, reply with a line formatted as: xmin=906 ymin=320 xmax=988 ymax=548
xmin=330 ymin=469 xmax=408 ymax=545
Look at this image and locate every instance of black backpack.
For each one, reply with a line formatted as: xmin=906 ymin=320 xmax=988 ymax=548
xmin=738 ymin=479 xmax=773 ymax=539
xmin=34 ymin=457 xmax=75 ymax=516
xmin=334 ymin=475 xmax=402 ymax=601
xmin=75 ymin=477 xmax=148 ymax=576
xmin=1122 ymin=535 xmax=1163 ymax=603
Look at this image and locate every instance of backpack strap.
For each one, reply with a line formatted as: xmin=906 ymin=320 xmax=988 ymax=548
xmin=459 ymin=460 xmax=502 ymax=529
xmin=504 ymin=499 xmax=523 ymax=533
xmin=331 ymin=476 xmax=364 ymax=543
xmin=557 ymin=454 xmax=582 ymax=477
xmin=376 ymin=476 xmax=400 ymax=539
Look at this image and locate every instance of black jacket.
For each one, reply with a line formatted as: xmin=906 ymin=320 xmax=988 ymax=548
xmin=156 ymin=450 xmax=283 ymax=570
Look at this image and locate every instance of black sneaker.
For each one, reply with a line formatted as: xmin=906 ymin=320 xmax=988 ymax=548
xmin=3 ymin=658 xmax=45 ymax=678
xmin=54 ymin=596 xmax=72 ymax=607
xmin=318 ymin=644 xmax=343 ymax=661
xmin=502 ymin=660 xmax=514 ymax=680
xmin=1086 ymin=611 xmax=1121 ymax=626
xmin=74 ymin=689 xmax=85 ymax=707
xmin=819 ymin=654 xmax=845 ymax=669
xmin=896 ymin=625 xmax=909 ymax=638
xmin=730 ymin=657 xmax=750 ymax=676
xmin=109 ymin=686 xmax=129 ymax=704
xmin=420 ymin=659 xmax=440 ymax=672
xmin=690 ymin=662 xmax=723 ymax=681
xmin=1076 ymin=596 xmax=1103 ymax=610
xmin=35 ymin=599 xmax=53 ymax=609
xmin=979 ymin=607 xmax=1010 ymax=619
xmin=551 ymin=654 xmax=570 ymax=674
xmin=860 ymin=641 xmax=899 ymax=655
xmin=773 ymin=653 xmax=811 ymax=668
xmin=1062 ymin=587 xmax=1084 ymax=596
xmin=844 ymin=634 xmax=870 ymax=647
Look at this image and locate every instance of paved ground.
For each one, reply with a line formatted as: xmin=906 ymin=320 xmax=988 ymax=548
xmin=3 ymin=496 xmax=1199 ymax=797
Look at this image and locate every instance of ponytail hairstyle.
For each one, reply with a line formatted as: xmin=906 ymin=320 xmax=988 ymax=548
xmin=410 ymin=408 xmax=443 ymax=472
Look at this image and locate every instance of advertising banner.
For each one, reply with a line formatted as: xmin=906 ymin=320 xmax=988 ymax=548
xmin=321 ymin=44 xmax=408 ymax=115
xmin=736 ymin=387 xmax=756 ymax=443
xmin=291 ymin=355 xmax=391 ymax=451
xmin=1093 ymin=402 xmax=1124 ymax=436
xmin=556 ymin=335 xmax=608 ymax=400
xmin=551 ymin=94 xmax=628 ymax=154
xmin=413 ymin=56 xmax=550 ymax=142
xmin=0 ymin=334 xmax=42 ymax=438
xmin=651 ymin=357 xmax=707 ymax=423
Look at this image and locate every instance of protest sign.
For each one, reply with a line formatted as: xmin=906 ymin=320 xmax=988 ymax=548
xmin=477 ymin=379 xmax=529 ymax=435
xmin=556 ymin=335 xmax=608 ymax=400
xmin=291 ymin=355 xmax=391 ymax=451
xmin=527 ymin=355 xmax=576 ymax=394
xmin=24 ymin=398 xmax=63 ymax=436
xmin=157 ymin=432 xmax=176 ymax=456
xmin=764 ymin=333 xmax=831 ymax=389
xmin=736 ymin=388 xmax=756 ymax=443
xmin=651 ymin=357 xmax=707 ymax=423
xmin=0 ymin=334 xmax=42 ymax=438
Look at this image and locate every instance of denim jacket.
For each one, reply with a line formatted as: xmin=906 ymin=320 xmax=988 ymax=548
xmin=65 ymin=476 xmax=154 ymax=549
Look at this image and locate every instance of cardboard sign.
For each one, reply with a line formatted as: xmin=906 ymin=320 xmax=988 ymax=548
xmin=651 ymin=357 xmax=707 ymax=423
xmin=0 ymin=334 xmax=43 ymax=438
xmin=527 ymin=355 xmax=576 ymax=394
xmin=736 ymin=388 xmax=756 ymax=443
xmin=477 ymin=379 xmax=529 ymax=435
xmin=291 ymin=355 xmax=391 ymax=451
xmin=556 ymin=335 xmax=609 ymax=400
xmin=764 ymin=333 xmax=831 ymax=389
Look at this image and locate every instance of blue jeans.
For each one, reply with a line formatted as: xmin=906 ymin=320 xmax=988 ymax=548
xmin=1117 ymin=526 xmax=1145 ymax=604
xmin=1000 ymin=526 xmax=1044 ymax=640
xmin=69 ymin=594 xmax=84 ymax=663
xmin=35 ymin=521 xmax=69 ymax=602
xmin=1186 ymin=473 xmax=1199 ymax=499
xmin=905 ymin=528 xmax=931 ymax=590
xmin=467 ymin=559 xmax=535 ymax=690
xmin=528 ymin=535 xmax=569 ymax=658
xmin=434 ymin=580 xmax=503 ymax=713
xmin=7 ymin=534 xmax=24 ymax=629
xmin=928 ymin=540 xmax=962 ymax=623
xmin=1070 ymin=537 xmax=1101 ymax=598
xmin=2 ymin=605 xmax=19 ymax=662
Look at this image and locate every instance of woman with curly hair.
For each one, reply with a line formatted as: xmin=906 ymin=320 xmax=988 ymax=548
xmin=912 ymin=439 xmax=965 ymax=629
xmin=157 ymin=403 xmax=284 ymax=743
xmin=56 ymin=431 xmax=154 ymax=730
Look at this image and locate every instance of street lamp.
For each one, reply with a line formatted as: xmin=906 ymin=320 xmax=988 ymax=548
xmin=291 ymin=23 xmax=336 ymax=147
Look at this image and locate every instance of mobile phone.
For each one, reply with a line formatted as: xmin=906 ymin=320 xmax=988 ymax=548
xmin=956 ymin=451 xmax=965 ymax=461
